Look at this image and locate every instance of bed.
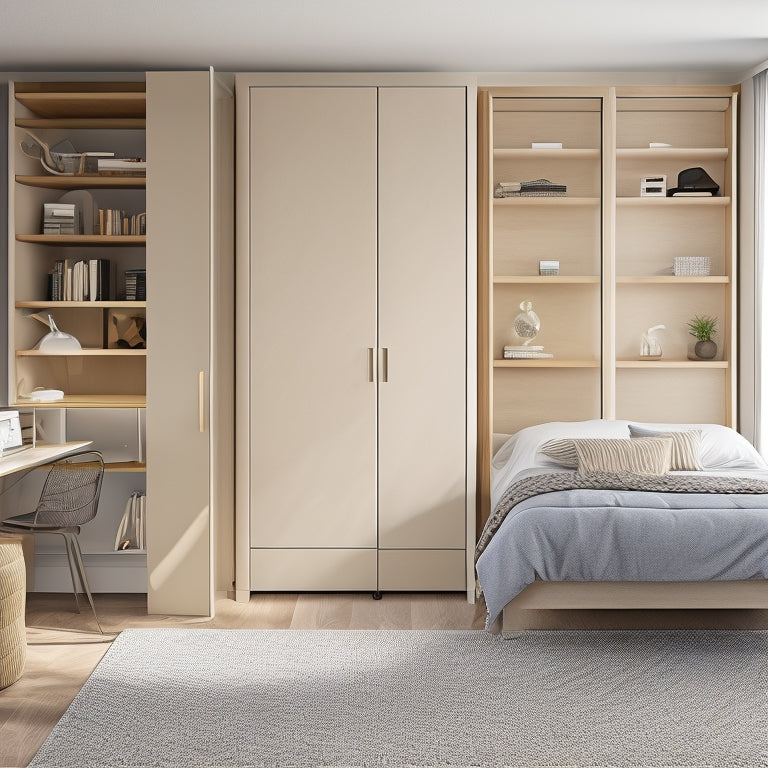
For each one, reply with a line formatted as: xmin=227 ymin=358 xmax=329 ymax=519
xmin=475 ymin=419 xmax=768 ymax=633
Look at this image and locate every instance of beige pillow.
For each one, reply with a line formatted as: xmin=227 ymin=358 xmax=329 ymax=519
xmin=540 ymin=438 xmax=579 ymax=468
xmin=628 ymin=427 xmax=704 ymax=471
xmin=573 ymin=437 xmax=673 ymax=475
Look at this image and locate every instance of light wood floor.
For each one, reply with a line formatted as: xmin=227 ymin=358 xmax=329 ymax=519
xmin=2 ymin=591 xmax=767 ymax=768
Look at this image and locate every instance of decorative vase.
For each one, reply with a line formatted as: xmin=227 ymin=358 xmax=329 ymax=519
xmin=513 ymin=300 xmax=540 ymax=345
xmin=694 ymin=339 xmax=717 ymax=360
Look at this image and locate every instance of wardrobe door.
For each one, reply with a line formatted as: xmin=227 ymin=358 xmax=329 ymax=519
xmin=377 ymin=87 xmax=467 ymax=586
xmin=248 ymin=88 xmax=378 ymax=586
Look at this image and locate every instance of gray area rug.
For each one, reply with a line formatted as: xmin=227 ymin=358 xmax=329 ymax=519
xmin=29 ymin=628 xmax=768 ymax=768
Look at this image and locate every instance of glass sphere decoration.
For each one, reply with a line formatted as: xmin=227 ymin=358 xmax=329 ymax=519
xmin=513 ymin=300 xmax=540 ymax=345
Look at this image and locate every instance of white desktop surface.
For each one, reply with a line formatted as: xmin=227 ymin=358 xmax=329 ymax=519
xmin=0 ymin=441 xmax=92 ymax=478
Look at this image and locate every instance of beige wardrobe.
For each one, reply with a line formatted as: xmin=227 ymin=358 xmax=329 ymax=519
xmin=235 ymin=75 xmax=476 ymax=599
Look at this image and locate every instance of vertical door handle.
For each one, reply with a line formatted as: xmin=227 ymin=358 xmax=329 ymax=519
xmin=380 ymin=348 xmax=389 ymax=382
xmin=368 ymin=348 xmax=376 ymax=382
xmin=198 ymin=371 xmax=205 ymax=433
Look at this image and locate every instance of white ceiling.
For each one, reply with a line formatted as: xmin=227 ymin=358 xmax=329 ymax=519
xmin=2 ymin=0 xmax=768 ymax=76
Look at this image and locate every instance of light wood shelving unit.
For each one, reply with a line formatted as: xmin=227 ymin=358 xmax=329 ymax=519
xmin=478 ymin=85 xmax=739 ymax=527
xmin=8 ymin=81 xmax=149 ymax=599
xmin=9 ymin=81 xmax=147 ymax=410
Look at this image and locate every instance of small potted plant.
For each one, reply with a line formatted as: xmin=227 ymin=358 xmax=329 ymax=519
xmin=687 ymin=314 xmax=718 ymax=360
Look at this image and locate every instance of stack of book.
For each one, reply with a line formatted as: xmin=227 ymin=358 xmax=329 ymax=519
xmin=48 ymin=258 xmax=110 ymax=301
xmin=97 ymin=157 xmax=146 ymax=176
xmin=43 ymin=202 xmax=80 ymax=235
xmin=99 ymin=209 xmax=147 ymax=236
xmin=494 ymin=179 xmax=567 ymax=198
xmin=124 ymin=268 xmax=146 ymax=301
xmin=503 ymin=345 xmax=554 ymax=360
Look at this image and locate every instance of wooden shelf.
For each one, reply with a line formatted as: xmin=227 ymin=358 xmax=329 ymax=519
xmin=17 ymin=234 xmax=146 ymax=247
xmin=105 ymin=461 xmax=146 ymax=473
xmin=616 ymin=359 xmax=729 ymax=369
xmin=494 ymin=148 xmax=600 ymax=159
xmin=494 ymin=275 xmax=599 ymax=284
xmin=494 ymin=359 xmax=600 ymax=368
xmin=16 ymin=300 xmax=147 ymax=309
xmin=494 ymin=197 xmax=599 ymax=207
xmin=15 ymin=175 xmax=145 ymax=190
xmin=616 ymin=276 xmax=729 ymax=284
xmin=617 ymin=196 xmax=730 ymax=207
xmin=14 ymin=394 xmax=146 ymax=408
xmin=15 ymin=90 xmax=146 ymax=119
xmin=616 ymin=147 xmax=728 ymax=161
xmin=16 ymin=349 xmax=146 ymax=357
xmin=16 ymin=117 xmax=145 ymax=130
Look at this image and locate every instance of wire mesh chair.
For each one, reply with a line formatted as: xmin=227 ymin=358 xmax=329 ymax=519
xmin=1 ymin=451 xmax=105 ymax=633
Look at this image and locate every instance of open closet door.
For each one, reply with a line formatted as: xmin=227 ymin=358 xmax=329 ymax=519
xmin=146 ymin=69 xmax=234 ymax=616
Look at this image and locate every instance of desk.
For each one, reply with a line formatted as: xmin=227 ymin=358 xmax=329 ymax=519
xmin=0 ymin=441 xmax=92 ymax=478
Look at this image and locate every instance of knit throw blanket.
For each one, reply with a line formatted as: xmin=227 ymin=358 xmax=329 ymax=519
xmin=476 ymin=471 xmax=768 ymax=563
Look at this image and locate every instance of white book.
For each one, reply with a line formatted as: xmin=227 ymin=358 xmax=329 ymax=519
xmin=89 ymin=259 xmax=98 ymax=301
xmin=97 ymin=158 xmax=147 ymax=170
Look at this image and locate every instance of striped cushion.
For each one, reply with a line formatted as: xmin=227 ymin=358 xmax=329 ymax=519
xmin=573 ymin=437 xmax=673 ymax=475
xmin=628 ymin=426 xmax=704 ymax=471
xmin=540 ymin=439 xmax=579 ymax=468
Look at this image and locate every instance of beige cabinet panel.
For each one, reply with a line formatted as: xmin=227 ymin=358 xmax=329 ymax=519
xmin=248 ymin=87 xmax=378 ymax=550
xmin=146 ymin=71 xmax=215 ymax=616
xmin=250 ymin=548 xmax=377 ymax=592
xmin=377 ymin=87 xmax=467 ymax=550
xmin=378 ymin=549 xmax=466 ymax=591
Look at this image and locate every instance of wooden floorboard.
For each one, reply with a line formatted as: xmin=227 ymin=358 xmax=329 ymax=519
xmin=1 ymin=591 xmax=766 ymax=767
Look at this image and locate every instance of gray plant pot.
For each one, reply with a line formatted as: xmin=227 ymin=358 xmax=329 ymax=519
xmin=694 ymin=339 xmax=717 ymax=360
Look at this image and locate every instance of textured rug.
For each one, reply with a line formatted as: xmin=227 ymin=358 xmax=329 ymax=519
xmin=29 ymin=628 xmax=768 ymax=768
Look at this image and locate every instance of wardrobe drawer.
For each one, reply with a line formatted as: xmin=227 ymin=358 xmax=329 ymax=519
xmin=378 ymin=549 xmax=465 ymax=591
xmin=250 ymin=548 xmax=377 ymax=591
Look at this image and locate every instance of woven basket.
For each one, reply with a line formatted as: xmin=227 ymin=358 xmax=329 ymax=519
xmin=0 ymin=537 xmax=26 ymax=690
xmin=673 ymin=256 xmax=711 ymax=276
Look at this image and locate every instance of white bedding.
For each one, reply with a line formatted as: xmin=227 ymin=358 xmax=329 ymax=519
xmin=491 ymin=419 xmax=767 ymax=512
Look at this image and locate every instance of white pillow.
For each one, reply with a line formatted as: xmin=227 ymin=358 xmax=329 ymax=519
xmin=628 ymin=423 xmax=766 ymax=470
xmin=491 ymin=419 xmax=631 ymax=510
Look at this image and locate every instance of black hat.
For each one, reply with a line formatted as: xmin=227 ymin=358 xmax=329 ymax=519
xmin=666 ymin=167 xmax=719 ymax=197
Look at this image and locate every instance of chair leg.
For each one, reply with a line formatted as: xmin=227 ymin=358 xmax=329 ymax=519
xmin=65 ymin=533 xmax=103 ymax=635
xmin=60 ymin=534 xmax=82 ymax=614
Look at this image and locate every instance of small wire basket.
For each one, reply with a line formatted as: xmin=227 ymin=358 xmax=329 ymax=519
xmin=673 ymin=256 xmax=711 ymax=277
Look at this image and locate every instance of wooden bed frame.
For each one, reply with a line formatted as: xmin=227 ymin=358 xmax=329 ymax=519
xmin=501 ymin=580 xmax=768 ymax=632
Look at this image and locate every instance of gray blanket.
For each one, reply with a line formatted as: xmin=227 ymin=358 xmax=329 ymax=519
xmin=475 ymin=472 xmax=768 ymax=629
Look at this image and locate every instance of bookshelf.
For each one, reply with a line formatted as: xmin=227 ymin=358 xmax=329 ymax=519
xmin=10 ymin=82 xmax=147 ymax=408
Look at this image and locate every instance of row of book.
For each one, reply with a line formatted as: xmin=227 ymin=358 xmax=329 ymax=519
xmin=99 ymin=209 xmax=147 ymax=236
xmin=48 ymin=258 xmax=111 ymax=302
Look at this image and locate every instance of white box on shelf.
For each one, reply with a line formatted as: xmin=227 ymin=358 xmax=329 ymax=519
xmin=641 ymin=175 xmax=667 ymax=197
xmin=539 ymin=260 xmax=560 ymax=276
